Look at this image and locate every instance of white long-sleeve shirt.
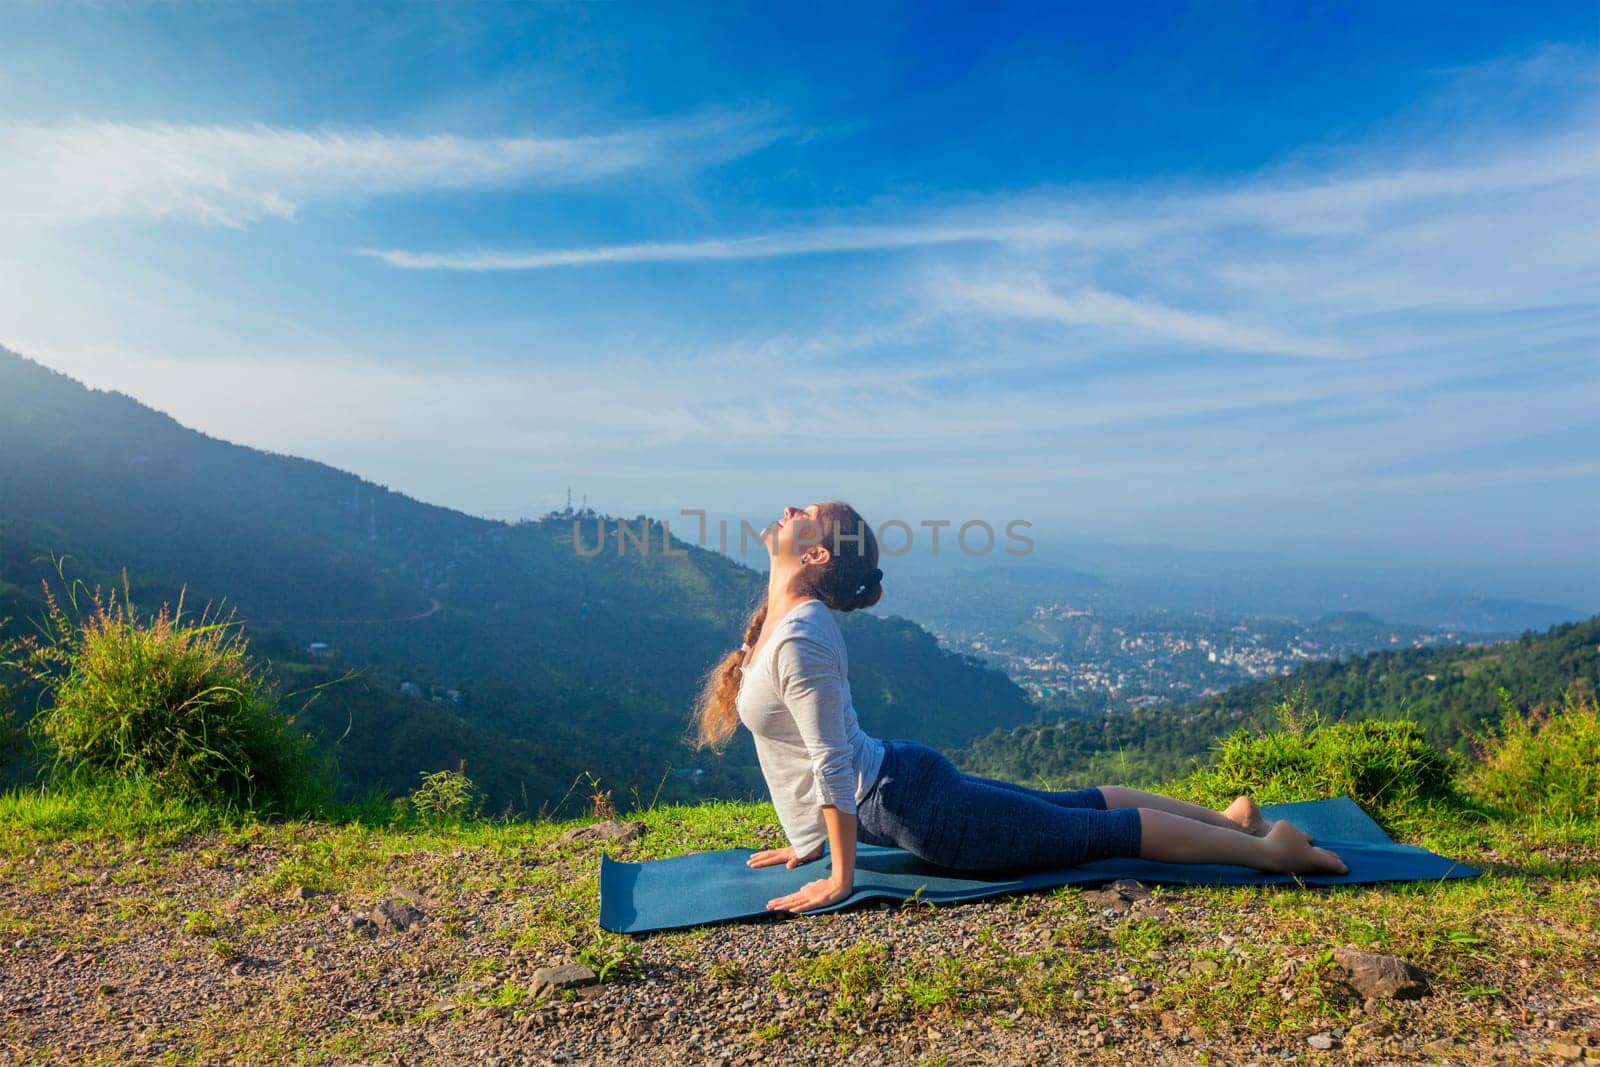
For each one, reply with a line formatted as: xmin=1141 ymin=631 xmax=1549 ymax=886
xmin=736 ymin=598 xmax=887 ymax=858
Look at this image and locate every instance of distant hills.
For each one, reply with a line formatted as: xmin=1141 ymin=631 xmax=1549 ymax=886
xmin=1385 ymin=595 xmax=1590 ymax=636
xmin=0 ymin=347 xmax=1037 ymax=814
xmin=952 ymin=612 xmax=1600 ymax=787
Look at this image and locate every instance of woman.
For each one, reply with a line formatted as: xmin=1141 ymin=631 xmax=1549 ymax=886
xmin=691 ymin=501 xmax=1347 ymax=915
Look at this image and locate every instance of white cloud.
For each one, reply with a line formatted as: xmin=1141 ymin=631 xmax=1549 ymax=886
xmin=936 ymin=275 xmax=1348 ymax=360
xmin=354 ymin=221 xmax=1088 ymax=270
xmin=361 ymin=116 xmax=1600 ymax=271
xmin=0 ymin=111 xmax=784 ymax=227
xmin=355 ymin=101 xmax=1598 ymax=364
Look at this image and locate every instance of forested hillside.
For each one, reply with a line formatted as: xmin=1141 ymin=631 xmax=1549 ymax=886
xmin=0 ymin=348 xmax=1038 ymax=814
xmin=952 ymin=614 xmax=1600 ymax=786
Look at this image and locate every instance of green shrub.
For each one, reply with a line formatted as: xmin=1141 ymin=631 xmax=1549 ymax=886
xmin=0 ymin=679 xmax=18 ymax=766
xmin=1469 ymin=684 xmax=1599 ymax=821
xmin=1181 ymin=694 xmax=1463 ymax=819
xmin=399 ymin=760 xmax=484 ymax=824
xmin=2 ymin=574 xmax=314 ymax=813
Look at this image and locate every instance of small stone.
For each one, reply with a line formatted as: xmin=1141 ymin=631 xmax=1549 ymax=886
xmin=530 ymin=963 xmax=598 ymax=999
xmin=370 ymin=897 xmax=427 ymax=932
xmin=1081 ymin=878 xmax=1152 ymax=914
xmin=1550 ymin=1044 xmax=1584 ymax=1062
xmin=291 ymin=885 xmax=317 ymax=901
xmin=1307 ymin=1033 xmax=1337 ymax=1051
xmin=1332 ymin=948 xmax=1430 ymax=1001
xmin=557 ymin=820 xmax=646 ymax=845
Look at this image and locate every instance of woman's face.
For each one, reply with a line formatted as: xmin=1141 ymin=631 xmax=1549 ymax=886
xmin=766 ymin=502 xmax=826 ymax=562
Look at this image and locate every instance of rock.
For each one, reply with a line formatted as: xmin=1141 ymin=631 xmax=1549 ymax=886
xmin=1307 ymin=1032 xmax=1337 ymax=1050
xmin=370 ymin=897 xmax=427 ymax=932
xmin=531 ymin=963 xmax=598 ymax=999
xmin=1081 ymin=878 xmax=1151 ymax=914
xmin=1550 ymin=1044 xmax=1584 ymax=1062
xmin=1331 ymin=948 xmax=1430 ymax=1000
xmin=558 ymin=820 xmax=646 ymax=845
xmin=344 ymin=915 xmax=378 ymax=936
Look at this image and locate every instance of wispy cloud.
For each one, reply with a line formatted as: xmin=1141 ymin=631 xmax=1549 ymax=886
xmin=936 ymin=275 xmax=1348 ymax=359
xmin=354 ymin=221 xmax=1101 ymax=270
xmin=361 ymin=117 xmax=1600 ymax=272
xmin=355 ymin=105 xmax=1598 ymax=362
xmin=0 ymin=110 xmax=785 ymax=227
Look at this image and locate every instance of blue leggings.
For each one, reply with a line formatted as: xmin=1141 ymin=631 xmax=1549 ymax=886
xmin=856 ymin=739 xmax=1143 ymax=872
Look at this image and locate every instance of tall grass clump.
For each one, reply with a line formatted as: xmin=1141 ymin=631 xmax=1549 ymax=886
xmin=2 ymin=573 xmax=316 ymax=815
xmin=1180 ymin=690 xmax=1463 ymax=823
xmin=0 ymin=678 xmax=19 ymax=768
xmin=1469 ymin=684 xmax=1599 ymax=821
xmin=394 ymin=760 xmax=484 ymax=825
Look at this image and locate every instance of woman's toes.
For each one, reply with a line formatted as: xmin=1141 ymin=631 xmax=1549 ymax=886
xmin=1314 ymin=846 xmax=1349 ymax=876
xmin=1260 ymin=820 xmax=1346 ymax=873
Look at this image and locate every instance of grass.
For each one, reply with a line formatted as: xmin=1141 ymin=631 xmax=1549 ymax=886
xmin=1469 ymin=685 xmax=1600 ymax=821
xmin=3 ymin=570 xmax=321 ymax=814
xmin=1 ymin=779 xmax=1595 ymax=1061
xmin=1 ymin=680 xmax=1597 ymax=1062
xmin=1179 ymin=691 xmax=1467 ymax=826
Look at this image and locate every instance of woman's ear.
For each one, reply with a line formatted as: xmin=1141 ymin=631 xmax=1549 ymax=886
xmin=801 ymin=544 xmax=831 ymax=567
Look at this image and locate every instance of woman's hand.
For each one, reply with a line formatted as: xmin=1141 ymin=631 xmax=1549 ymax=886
xmin=767 ymin=876 xmax=853 ymax=914
xmin=746 ymin=843 xmax=823 ymax=869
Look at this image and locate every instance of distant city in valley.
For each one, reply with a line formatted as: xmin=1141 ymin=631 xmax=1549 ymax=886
xmin=925 ymin=604 xmax=1502 ymax=713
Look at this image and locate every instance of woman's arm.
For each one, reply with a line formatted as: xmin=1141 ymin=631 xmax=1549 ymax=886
xmin=763 ymin=631 xmax=861 ymax=913
xmin=765 ymin=804 xmax=856 ymax=914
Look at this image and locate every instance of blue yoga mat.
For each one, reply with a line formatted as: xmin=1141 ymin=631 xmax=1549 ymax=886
xmin=598 ymin=797 xmax=1479 ymax=934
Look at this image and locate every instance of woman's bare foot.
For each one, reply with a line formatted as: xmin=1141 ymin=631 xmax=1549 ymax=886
xmin=1223 ymin=795 xmax=1275 ymax=836
xmin=1262 ymin=820 xmax=1348 ymax=875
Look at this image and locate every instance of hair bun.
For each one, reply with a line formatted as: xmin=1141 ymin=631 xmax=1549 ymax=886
xmin=854 ymin=567 xmax=883 ymax=596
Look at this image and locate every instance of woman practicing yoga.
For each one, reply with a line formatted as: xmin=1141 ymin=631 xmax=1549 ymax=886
xmin=691 ymin=501 xmax=1348 ymax=915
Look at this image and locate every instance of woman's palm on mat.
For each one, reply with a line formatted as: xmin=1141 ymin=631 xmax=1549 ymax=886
xmin=745 ymin=844 xmax=823 ymax=870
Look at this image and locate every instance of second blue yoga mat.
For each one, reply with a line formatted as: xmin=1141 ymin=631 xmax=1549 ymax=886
xmin=597 ymin=797 xmax=1479 ymax=934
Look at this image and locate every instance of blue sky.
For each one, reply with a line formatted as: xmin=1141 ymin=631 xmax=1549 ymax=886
xmin=1 ymin=3 xmax=1596 ymax=604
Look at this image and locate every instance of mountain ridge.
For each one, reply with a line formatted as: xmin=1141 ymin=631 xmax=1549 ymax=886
xmin=0 ymin=346 xmax=1039 ymax=814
